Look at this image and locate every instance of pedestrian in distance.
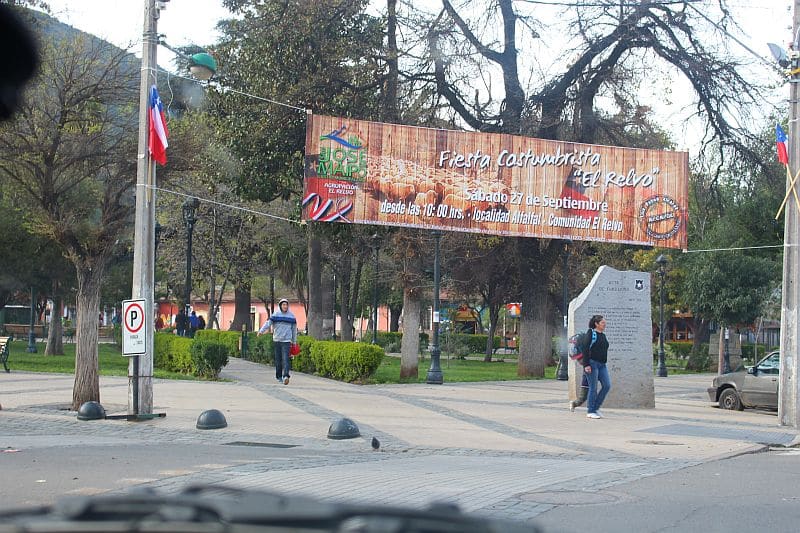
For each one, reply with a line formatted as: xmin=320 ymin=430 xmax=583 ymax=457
xmin=197 ymin=314 xmax=206 ymax=331
xmin=257 ymin=298 xmax=297 ymax=385
xmin=582 ymin=314 xmax=611 ymax=419
xmin=175 ymin=309 xmax=187 ymax=337
xmin=189 ymin=311 xmax=199 ymax=338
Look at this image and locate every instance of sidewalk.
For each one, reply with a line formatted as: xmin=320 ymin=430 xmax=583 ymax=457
xmin=2 ymin=358 xmax=798 ymax=522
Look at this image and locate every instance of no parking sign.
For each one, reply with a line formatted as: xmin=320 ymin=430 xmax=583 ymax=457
xmin=122 ymin=299 xmax=147 ymax=356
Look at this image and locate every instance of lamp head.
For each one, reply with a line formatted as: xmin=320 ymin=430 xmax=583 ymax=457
xmin=182 ymin=197 xmax=200 ymax=224
xmin=655 ymin=253 xmax=668 ymax=271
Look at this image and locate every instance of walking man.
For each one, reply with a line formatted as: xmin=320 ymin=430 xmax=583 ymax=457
xmin=257 ymin=298 xmax=297 ymax=385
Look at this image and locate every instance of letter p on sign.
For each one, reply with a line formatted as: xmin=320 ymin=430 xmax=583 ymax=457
xmin=122 ymin=299 xmax=147 ymax=356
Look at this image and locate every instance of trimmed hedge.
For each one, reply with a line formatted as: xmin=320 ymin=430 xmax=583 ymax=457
xmin=154 ymin=332 xmax=194 ymax=373
xmin=248 ymin=333 xmax=273 ymax=364
xmin=190 ymin=339 xmax=229 ymax=379
xmin=195 ymin=329 xmax=240 ymax=357
xmin=310 ymin=340 xmax=384 ymax=382
xmin=741 ymin=344 xmax=778 ymax=362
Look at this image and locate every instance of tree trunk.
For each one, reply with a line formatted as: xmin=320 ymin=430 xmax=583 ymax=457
xmin=516 ymin=238 xmax=558 ymax=377
xmin=45 ymin=288 xmax=64 ymax=356
xmin=229 ymin=282 xmax=251 ymax=332
xmin=321 ymin=267 xmax=334 ymax=339
xmin=339 ymin=259 xmax=354 ymax=341
xmin=72 ymin=264 xmax=103 ymax=410
xmin=400 ymin=288 xmax=421 ymax=379
xmin=484 ymin=303 xmax=500 ymax=362
xmin=389 ymin=304 xmax=401 ymax=332
xmin=692 ymin=317 xmax=710 ymax=348
xmin=307 ymin=229 xmax=323 ymax=338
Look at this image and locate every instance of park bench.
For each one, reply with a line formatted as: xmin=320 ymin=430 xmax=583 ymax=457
xmin=0 ymin=336 xmax=11 ymax=372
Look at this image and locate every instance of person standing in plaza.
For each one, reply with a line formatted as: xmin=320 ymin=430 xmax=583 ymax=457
xmin=257 ymin=298 xmax=297 ymax=385
xmin=175 ymin=308 xmax=187 ymax=337
xmin=188 ymin=311 xmax=199 ymax=338
xmin=582 ymin=314 xmax=611 ymax=419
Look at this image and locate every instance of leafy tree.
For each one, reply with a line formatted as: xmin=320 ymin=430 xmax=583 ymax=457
xmin=0 ymin=18 xmax=138 ymax=409
xmin=412 ymin=0 xmax=768 ymax=376
xmin=214 ymin=0 xmax=386 ymax=338
xmin=448 ymin=234 xmax=519 ymax=360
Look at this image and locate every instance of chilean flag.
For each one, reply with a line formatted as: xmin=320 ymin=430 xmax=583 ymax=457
xmin=776 ymin=124 xmax=789 ymax=166
xmin=148 ymin=85 xmax=169 ymax=166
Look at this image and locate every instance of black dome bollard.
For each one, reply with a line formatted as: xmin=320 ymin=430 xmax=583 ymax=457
xmin=76 ymin=401 xmax=106 ymax=421
xmin=196 ymin=409 xmax=227 ymax=430
xmin=327 ymin=417 xmax=360 ymax=439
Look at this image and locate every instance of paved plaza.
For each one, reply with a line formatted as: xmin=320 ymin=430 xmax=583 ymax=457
xmin=1 ymin=358 xmax=798 ymax=523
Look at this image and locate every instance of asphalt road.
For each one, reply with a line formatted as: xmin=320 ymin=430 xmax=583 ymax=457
xmin=3 ymin=438 xmax=799 ymax=532
xmin=532 ymin=447 xmax=800 ymax=533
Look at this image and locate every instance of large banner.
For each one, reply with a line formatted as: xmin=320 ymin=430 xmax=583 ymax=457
xmin=303 ymin=114 xmax=688 ymax=249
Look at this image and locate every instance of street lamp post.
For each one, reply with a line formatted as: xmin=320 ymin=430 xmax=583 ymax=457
xmin=371 ymin=234 xmax=379 ymax=344
xmin=332 ymin=272 xmax=337 ymax=340
xmin=556 ymin=242 xmax=570 ymax=380
xmin=426 ymin=230 xmax=444 ymax=384
xmin=27 ymin=286 xmax=36 ymax=353
xmin=182 ymin=197 xmax=200 ymax=323
xmin=656 ymin=254 xmax=669 ymax=377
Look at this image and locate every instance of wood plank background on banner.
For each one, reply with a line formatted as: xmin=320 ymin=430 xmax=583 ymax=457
xmin=303 ymin=115 xmax=689 ymax=250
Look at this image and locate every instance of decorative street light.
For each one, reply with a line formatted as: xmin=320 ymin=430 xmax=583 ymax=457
xmin=426 ymin=230 xmax=444 ymax=384
xmin=371 ymin=233 xmax=380 ymax=345
xmin=655 ymin=254 xmax=669 ymax=377
xmin=332 ymin=271 xmax=337 ymax=341
xmin=182 ymin=197 xmax=200 ymax=323
xmin=556 ymin=241 xmax=570 ymax=381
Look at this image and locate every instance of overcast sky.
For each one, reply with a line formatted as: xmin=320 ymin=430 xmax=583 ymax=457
xmin=39 ymin=0 xmax=794 ymax=151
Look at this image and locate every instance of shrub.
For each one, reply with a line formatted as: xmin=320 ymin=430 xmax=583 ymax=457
xmin=112 ymin=324 xmax=122 ymax=349
xmin=666 ymin=341 xmax=692 ymax=359
xmin=686 ymin=343 xmax=711 ymax=372
xmin=190 ymin=339 xmax=229 ymax=379
xmin=310 ymin=340 xmax=384 ymax=382
xmin=195 ymin=329 xmax=240 ymax=357
xmin=374 ymin=331 xmax=429 ymax=349
xmin=249 ymin=333 xmax=273 ymax=364
xmin=447 ymin=333 xmax=501 ymax=353
xmin=741 ymin=344 xmax=778 ymax=363
xmin=154 ymin=332 xmax=193 ymax=373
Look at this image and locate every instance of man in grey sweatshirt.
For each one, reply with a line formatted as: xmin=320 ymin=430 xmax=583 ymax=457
xmin=257 ymin=298 xmax=298 ymax=385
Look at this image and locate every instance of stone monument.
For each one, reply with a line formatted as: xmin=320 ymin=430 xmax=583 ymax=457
xmin=568 ymin=265 xmax=655 ymax=409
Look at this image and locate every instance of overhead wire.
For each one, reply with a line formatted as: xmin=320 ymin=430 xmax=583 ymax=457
xmin=140 ymin=183 xmax=300 ymax=225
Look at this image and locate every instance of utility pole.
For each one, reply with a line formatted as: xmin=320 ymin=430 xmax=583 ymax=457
xmin=779 ymin=0 xmax=800 ymax=428
xmin=129 ymin=0 xmax=158 ymax=415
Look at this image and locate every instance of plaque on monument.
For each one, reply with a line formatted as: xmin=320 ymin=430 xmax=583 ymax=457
xmin=568 ymin=266 xmax=655 ymax=409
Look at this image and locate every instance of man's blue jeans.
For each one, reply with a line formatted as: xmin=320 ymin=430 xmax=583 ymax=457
xmin=586 ymin=360 xmax=611 ymax=414
xmin=274 ymin=341 xmax=291 ymax=379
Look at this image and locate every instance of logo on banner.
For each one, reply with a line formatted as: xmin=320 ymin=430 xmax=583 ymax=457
xmin=639 ymin=195 xmax=682 ymax=240
xmin=318 ymin=124 xmax=367 ymax=182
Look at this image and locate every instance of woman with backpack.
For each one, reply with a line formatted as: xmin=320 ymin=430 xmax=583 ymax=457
xmin=582 ymin=314 xmax=611 ymax=419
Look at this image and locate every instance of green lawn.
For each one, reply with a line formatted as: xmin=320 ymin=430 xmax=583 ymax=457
xmin=5 ymin=340 xmax=701 ymax=383
xmin=368 ymin=356 xmax=557 ymax=384
xmin=6 ymin=340 xmax=195 ymax=380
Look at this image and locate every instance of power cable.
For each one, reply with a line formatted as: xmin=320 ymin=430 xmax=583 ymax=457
xmin=137 ymin=183 xmax=300 ymax=225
